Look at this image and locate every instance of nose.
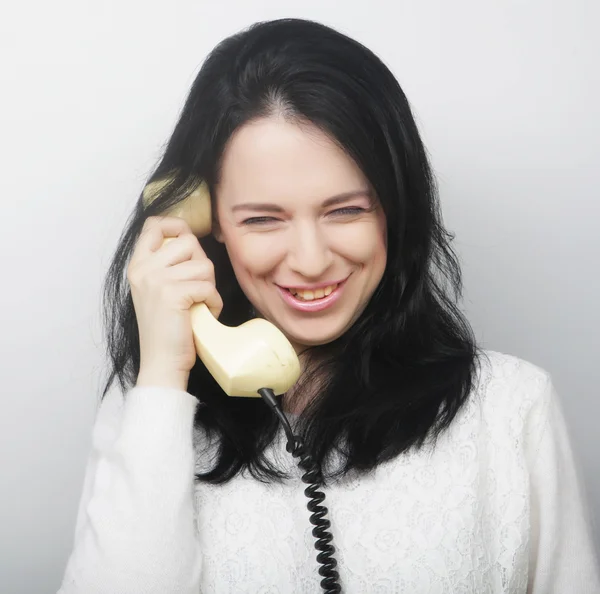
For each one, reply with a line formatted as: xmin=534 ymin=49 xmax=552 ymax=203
xmin=286 ymin=220 xmax=333 ymax=279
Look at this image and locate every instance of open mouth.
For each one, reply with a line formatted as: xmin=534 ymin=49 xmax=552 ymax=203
xmin=287 ymin=283 xmax=339 ymax=301
xmin=277 ymin=278 xmax=348 ymax=312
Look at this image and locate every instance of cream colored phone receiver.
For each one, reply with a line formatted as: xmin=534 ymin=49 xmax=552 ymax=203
xmin=142 ymin=177 xmax=300 ymax=397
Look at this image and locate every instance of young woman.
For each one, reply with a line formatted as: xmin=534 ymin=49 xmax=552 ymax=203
xmin=58 ymin=18 xmax=599 ymax=594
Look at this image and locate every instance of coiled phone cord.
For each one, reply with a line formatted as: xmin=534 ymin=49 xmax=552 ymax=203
xmin=258 ymin=388 xmax=342 ymax=594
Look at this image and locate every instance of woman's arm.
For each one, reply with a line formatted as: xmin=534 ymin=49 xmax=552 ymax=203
xmin=57 ymin=383 xmax=202 ymax=594
xmin=527 ymin=376 xmax=600 ymax=593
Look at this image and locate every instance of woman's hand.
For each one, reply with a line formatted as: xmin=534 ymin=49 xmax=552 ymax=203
xmin=127 ymin=216 xmax=223 ymax=391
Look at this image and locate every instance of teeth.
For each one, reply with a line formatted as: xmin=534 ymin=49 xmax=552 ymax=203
xmin=290 ymin=284 xmax=338 ymax=301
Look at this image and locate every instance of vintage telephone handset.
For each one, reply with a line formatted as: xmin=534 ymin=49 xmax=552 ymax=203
xmin=142 ymin=177 xmax=342 ymax=593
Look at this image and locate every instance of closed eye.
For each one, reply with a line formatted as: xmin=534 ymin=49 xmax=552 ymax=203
xmin=330 ymin=207 xmax=366 ymax=216
xmin=241 ymin=207 xmax=366 ymax=226
xmin=241 ymin=216 xmax=278 ymax=226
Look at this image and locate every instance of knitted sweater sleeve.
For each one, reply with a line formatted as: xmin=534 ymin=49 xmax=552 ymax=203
xmin=526 ymin=375 xmax=600 ymax=593
xmin=57 ymin=383 xmax=202 ymax=594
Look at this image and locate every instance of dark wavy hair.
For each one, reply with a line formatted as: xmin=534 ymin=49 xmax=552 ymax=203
xmin=102 ymin=18 xmax=482 ymax=484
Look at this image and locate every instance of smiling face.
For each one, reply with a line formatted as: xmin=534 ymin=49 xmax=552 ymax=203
xmin=214 ymin=116 xmax=387 ymax=352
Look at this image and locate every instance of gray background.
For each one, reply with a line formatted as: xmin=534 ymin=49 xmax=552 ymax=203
xmin=0 ymin=1 xmax=598 ymax=592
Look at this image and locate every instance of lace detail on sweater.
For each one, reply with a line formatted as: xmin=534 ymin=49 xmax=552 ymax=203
xmin=192 ymin=352 xmax=567 ymax=593
xmin=59 ymin=351 xmax=600 ymax=594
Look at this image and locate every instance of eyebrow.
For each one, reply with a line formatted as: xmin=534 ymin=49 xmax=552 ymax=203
xmin=231 ymin=189 xmax=372 ymax=213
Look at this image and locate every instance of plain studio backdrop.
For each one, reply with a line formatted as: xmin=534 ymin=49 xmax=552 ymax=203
xmin=0 ymin=1 xmax=598 ymax=592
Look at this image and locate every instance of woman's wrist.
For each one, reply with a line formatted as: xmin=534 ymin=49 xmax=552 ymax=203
xmin=136 ymin=367 xmax=190 ymax=392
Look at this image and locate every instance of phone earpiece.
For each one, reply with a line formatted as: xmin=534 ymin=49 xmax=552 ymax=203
xmin=142 ymin=177 xmax=212 ymax=237
xmin=141 ymin=175 xmax=301 ymax=397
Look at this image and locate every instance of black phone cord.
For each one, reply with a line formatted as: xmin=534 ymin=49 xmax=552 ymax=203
xmin=258 ymin=388 xmax=342 ymax=593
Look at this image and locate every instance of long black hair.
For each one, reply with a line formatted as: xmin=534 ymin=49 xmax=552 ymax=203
xmin=102 ymin=18 xmax=482 ymax=484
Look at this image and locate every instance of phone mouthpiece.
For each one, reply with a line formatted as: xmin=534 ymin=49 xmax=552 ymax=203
xmin=191 ymin=303 xmax=301 ymax=397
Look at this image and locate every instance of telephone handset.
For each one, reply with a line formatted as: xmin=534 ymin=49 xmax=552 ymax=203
xmin=142 ymin=176 xmax=341 ymax=593
xmin=142 ymin=177 xmax=300 ymax=398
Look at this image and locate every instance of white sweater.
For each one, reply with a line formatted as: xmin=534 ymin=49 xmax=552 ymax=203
xmin=58 ymin=351 xmax=600 ymax=593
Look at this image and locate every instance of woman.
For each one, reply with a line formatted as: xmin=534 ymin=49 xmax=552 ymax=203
xmin=58 ymin=18 xmax=599 ymax=594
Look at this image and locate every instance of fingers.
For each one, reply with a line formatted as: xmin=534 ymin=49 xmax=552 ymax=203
xmin=153 ymin=233 xmax=207 ymax=268
xmin=165 ymin=280 xmax=224 ymax=319
xmin=127 ymin=219 xmax=222 ymax=318
xmin=164 ymin=258 xmax=215 ymax=283
xmin=131 ymin=216 xmax=204 ymax=266
xmin=162 ymin=261 xmax=221 ymax=316
xmin=126 ymin=216 xmax=223 ymax=379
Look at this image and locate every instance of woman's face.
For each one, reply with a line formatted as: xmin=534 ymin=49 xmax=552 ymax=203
xmin=215 ymin=116 xmax=387 ymax=352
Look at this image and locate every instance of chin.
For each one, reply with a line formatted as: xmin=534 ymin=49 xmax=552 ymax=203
xmin=283 ymin=323 xmax=350 ymax=351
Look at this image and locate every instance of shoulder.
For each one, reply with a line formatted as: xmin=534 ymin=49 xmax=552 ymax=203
xmin=477 ymin=349 xmax=552 ymax=402
xmin=468 ymin=349 xmax=555 ymax=445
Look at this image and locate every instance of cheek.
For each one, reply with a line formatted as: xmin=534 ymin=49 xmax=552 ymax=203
xmin=355 ymin=235 xmax=386 ymax=263
xmin=334 ymin=222 xmax=387 ymax=266
xmin=368 ymin=214 xmax=388 ymax=270
xmin=225 ymin=234 xmax=285 ymax=278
